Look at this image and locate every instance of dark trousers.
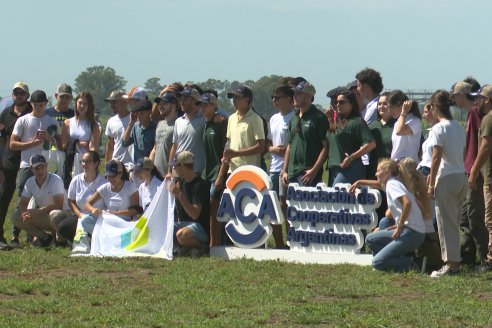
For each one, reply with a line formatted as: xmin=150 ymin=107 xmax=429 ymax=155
xmin=461 ymin=174 xmax=489 ymax=264
xmin=0 ymin=166 xmax=18 ymax=238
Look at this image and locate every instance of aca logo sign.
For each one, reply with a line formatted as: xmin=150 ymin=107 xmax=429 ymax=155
xmin=217 ymin=165 xmax=284 ymax=248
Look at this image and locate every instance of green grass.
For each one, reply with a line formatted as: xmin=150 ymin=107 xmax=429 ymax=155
xmin=0 ymin=249 xmax=491 ymax=327
xmin=1 ymin=173 xmax=491 ymax=327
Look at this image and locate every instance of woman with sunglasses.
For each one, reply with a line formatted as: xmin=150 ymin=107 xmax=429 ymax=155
xmin=326 ymin=90 xmax=376 ymax=186
xmin=427 ymin=90 xmax=467 ymax=278
xmin=72 ymin=159 xmax=140 ymax=253
xmin=50 ymin=150 xmax=106 ymax=244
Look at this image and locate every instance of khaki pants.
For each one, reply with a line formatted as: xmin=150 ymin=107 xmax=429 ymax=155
xmin=482 ymin=184 xmax=492 ymax=262
xmin=11 ymin=209 xmax=54 ymax=240
xmin=435 ymin=173 xmax=468 ymax=263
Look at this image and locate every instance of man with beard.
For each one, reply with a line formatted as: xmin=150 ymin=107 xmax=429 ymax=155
xmin=104 ymin=90 xmax=132 ymax=164
xmin=468 ymin=85 xmax=492 ymax=272
xmin=150 ymin=92 xmax=180 ymax=178
xmin=282 ymin=81 xmax=328 ymax=187
xmin=0 ymin=82 xmax=32 ymax=249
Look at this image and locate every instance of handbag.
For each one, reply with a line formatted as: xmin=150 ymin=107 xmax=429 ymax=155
xmin=41 ymin=139 xmax=65 ymax=178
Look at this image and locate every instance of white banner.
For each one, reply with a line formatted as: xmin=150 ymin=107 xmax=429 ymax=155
xmin=90 ymin=181 xmax=175 ymax=259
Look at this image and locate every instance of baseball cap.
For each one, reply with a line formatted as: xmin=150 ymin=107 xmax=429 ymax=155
xmin=30 ymin=90 xmax=48 ymax=103
xmin=179 ymin=86 xmax=201 ymax=101
xmin=198 ymin=92 xmax=218 ymax=105
xmin=326 ymin=86 xmax=346 ymax=99
xmin=478 ymin=85 xmax=492 ymax=99
xmin=173 ymin=151 xmax=195 ymax=165
xmin=134 ymin=157 xmax=154 ymax=171
xmin=105 ymin=159 xmax=124 ymax=177
xmin=130 ymin=99 xmax=153 ymax=112
xmin=30 ymin=154 xmax=47 ymax=168
xmin=292 ymin=81 xmax=316 ymax=95
xmin=105 ymin=90 xmax=128 ymax=102
xmin=127 ymin=86 xmax=148 ymax=100
xmin=451 ymin=82 xmax=472 ymax=95
xmin=56 ymin=83 xmax=72 ymax=96
xmin=154 ymin=92 xmax=178 ymax=104
xmin=347 ymin=80 xmax=358 ymax=90
xmin=226 ymin=84 xmax=253 ymax=99
xmin=13 ymin=82 xmax=29 ymax=94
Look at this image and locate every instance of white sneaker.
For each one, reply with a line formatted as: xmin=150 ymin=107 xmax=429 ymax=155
xmin=430 ymin=265 xmax=459 ymax=278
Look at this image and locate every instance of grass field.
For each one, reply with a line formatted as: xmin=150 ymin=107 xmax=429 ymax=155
xmin=1 ymin=178 xmax=492 ymax=327
xmin=1 ymin=247 xmax=491 ymax=327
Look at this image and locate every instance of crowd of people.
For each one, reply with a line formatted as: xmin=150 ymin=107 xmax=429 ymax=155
xmin=0 ymin=68 xmax=491 ymax=277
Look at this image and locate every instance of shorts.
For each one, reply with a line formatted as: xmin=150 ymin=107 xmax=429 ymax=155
xmin=269 ymin=171 xmax=287 ymax=197
xmin=174 ymin=221 xmax=209 ymax=244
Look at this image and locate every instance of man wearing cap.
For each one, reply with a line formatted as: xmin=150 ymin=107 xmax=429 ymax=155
xmin=170 ymin=151 xmax=210 ymax=256
xmin=122 ymin=99 xmax=157 ymax=163
xmin=453 ymin=81 xmax=489 ymax=267
xmin=127 ymin=86 xmax=148 ymax=111
xmin=468 ymin=85 xmax=492 ymax=272
xmin=10 ymin=154 xmax=66 ymax=248
xmin=282 ymin=81 xmax=329 ymax=187
xmin=199 ymin=91 xmax=228 ymax=246
xmin=9 ymin=90 xmax=60 ymax=247
xmin=166 ymin=85 xmax=206 ymax=178
xmin=104 ymin=90 xmax=132 ymax=164
xmin=220 ymin=84 xmax=265 ymax=174
xmin=0 ymin=82 xmax=32 ymax=249
xmin=150 ymin=93 xmax=180 ymax=178
xmin=45 ymin=83 xmax=74 ymax=125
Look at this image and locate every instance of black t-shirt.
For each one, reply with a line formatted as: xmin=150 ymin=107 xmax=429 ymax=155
xmin=176 ymin=175 xmax=210 ymax=235
xmin=0 ymin=104 xmax=32 ymax=170
xmin=45 ymin=107 xmax=74 ymax=124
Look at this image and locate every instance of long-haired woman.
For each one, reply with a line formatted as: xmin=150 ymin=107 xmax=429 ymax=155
xmin=427 ymin=90 xmax=467 ymax=278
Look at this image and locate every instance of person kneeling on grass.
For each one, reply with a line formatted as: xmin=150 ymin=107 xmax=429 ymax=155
xmin=11 ymin=154 xmax=68 ymax=248
xmin=72 ymin=159 xmax=140 ymax=254
xmin=349 ymin=158 xmax=432 ymax=272
xmin=170 ymin=151 xmax=210 ymax=257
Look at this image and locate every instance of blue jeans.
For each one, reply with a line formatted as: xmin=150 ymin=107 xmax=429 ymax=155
xmin=366 ymin=226 xmax=425 ymax=272
xmin=329 ymin=160 xmax=365 ymax=186
xmin=80 ymin=214 xmax=98 ymax=235
xmin=379 ymin=217 xmax=395 ymax=230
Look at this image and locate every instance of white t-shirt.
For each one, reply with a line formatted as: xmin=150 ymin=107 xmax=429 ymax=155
xmin=68 ymin=173 xmax=107 ymax=214
xmin=138 ymin=176 xmax=162 ymax=210
xmin=391 ymin=113 xmax=422 ymax=162
xmin=386 ymin=177 xmax=426 ymax=234
xmin=69 ymin=117 xmax=92 ymax=154
xmin=361 ymin=97 xmax=379 ymax=165
xmin=267 ymin=110 xmax=295 ymax=172
xmin=22 ymin=173 xmax=68 ymax=210
xmin=12 ymin=114 xmax=59 ymax=168
xmin=105 ymin=113 xmax=132 ymax=164
xmin=429 ymin=119 xmax=466 ymax=180
xmin=418 ymin=128 xmax=435 ymax=169
xmin=96 ymin=180 xmax=138 ymax=221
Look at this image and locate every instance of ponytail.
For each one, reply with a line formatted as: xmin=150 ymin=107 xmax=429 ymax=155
xmin=398 ymin=158 xmax=432 ymax=220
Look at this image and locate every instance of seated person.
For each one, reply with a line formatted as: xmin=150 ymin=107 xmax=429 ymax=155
xmin=11 ymin=154 xmax=67 ymax=247
xmin=134 ymin=157 xmax=162 ymax=211
xmin=50 ymin=150 xmax=107 ymax=244
xmin=72 ymin=159 xmax=140 ymax=254
xmin=170 ymin=151 xmax=210 ymax=257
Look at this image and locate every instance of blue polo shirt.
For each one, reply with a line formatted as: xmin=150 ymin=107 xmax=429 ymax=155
xmin=123 ymin=120 xmax=157 ymax=162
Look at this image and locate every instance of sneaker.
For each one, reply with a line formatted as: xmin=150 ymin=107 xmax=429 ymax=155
xmin=430 ymin=265 xmax=459 ymax=278
xmin=0 ymin=236 xmax=11 ymax=251
xmin=33 ymin=234 xmax=53 ymax=248
xmin=8 ymin=237 xmax=20 ymax=249
xmin=191 ymin=245 xmax=210 ymax=258
xmin=476 ymin=261 xmax=492 ymax=273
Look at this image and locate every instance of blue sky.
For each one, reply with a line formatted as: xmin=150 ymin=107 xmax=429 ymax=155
xmin=1 ymin=0 xmax=490 ymax=106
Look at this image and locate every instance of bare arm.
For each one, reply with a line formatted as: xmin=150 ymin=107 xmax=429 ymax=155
xmin=10 ymin=133 xmax=43 ymax=151
xmin=340 ymin=141 xmax=376 ymax=169
xmin=428 ymin=145 xmax=444 ymax=196
xmin=88 ymin=124 xmax=101 ymax=151
xmin=105 ymin=137 xmax=115 ymax=162
xmin=281 ymin=144 xmax=291 ymax=185
xmin=166 ymin=143 xmax=177 ymax=179
xmin=69 ymin=199 xmax=85 ymax=219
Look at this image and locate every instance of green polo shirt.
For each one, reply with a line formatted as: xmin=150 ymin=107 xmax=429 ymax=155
xmin=327 ymin=117 xmax=374 ymax=168
xmin=479 ymin=113 xmax=492 ymax=185
xmin=203 ymin=116 xmax=228 ymax=181
xmin=287 ymin=105 xmax=328 ymax=180
xmin=366 ymin=118 xmax=396 ymax=177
